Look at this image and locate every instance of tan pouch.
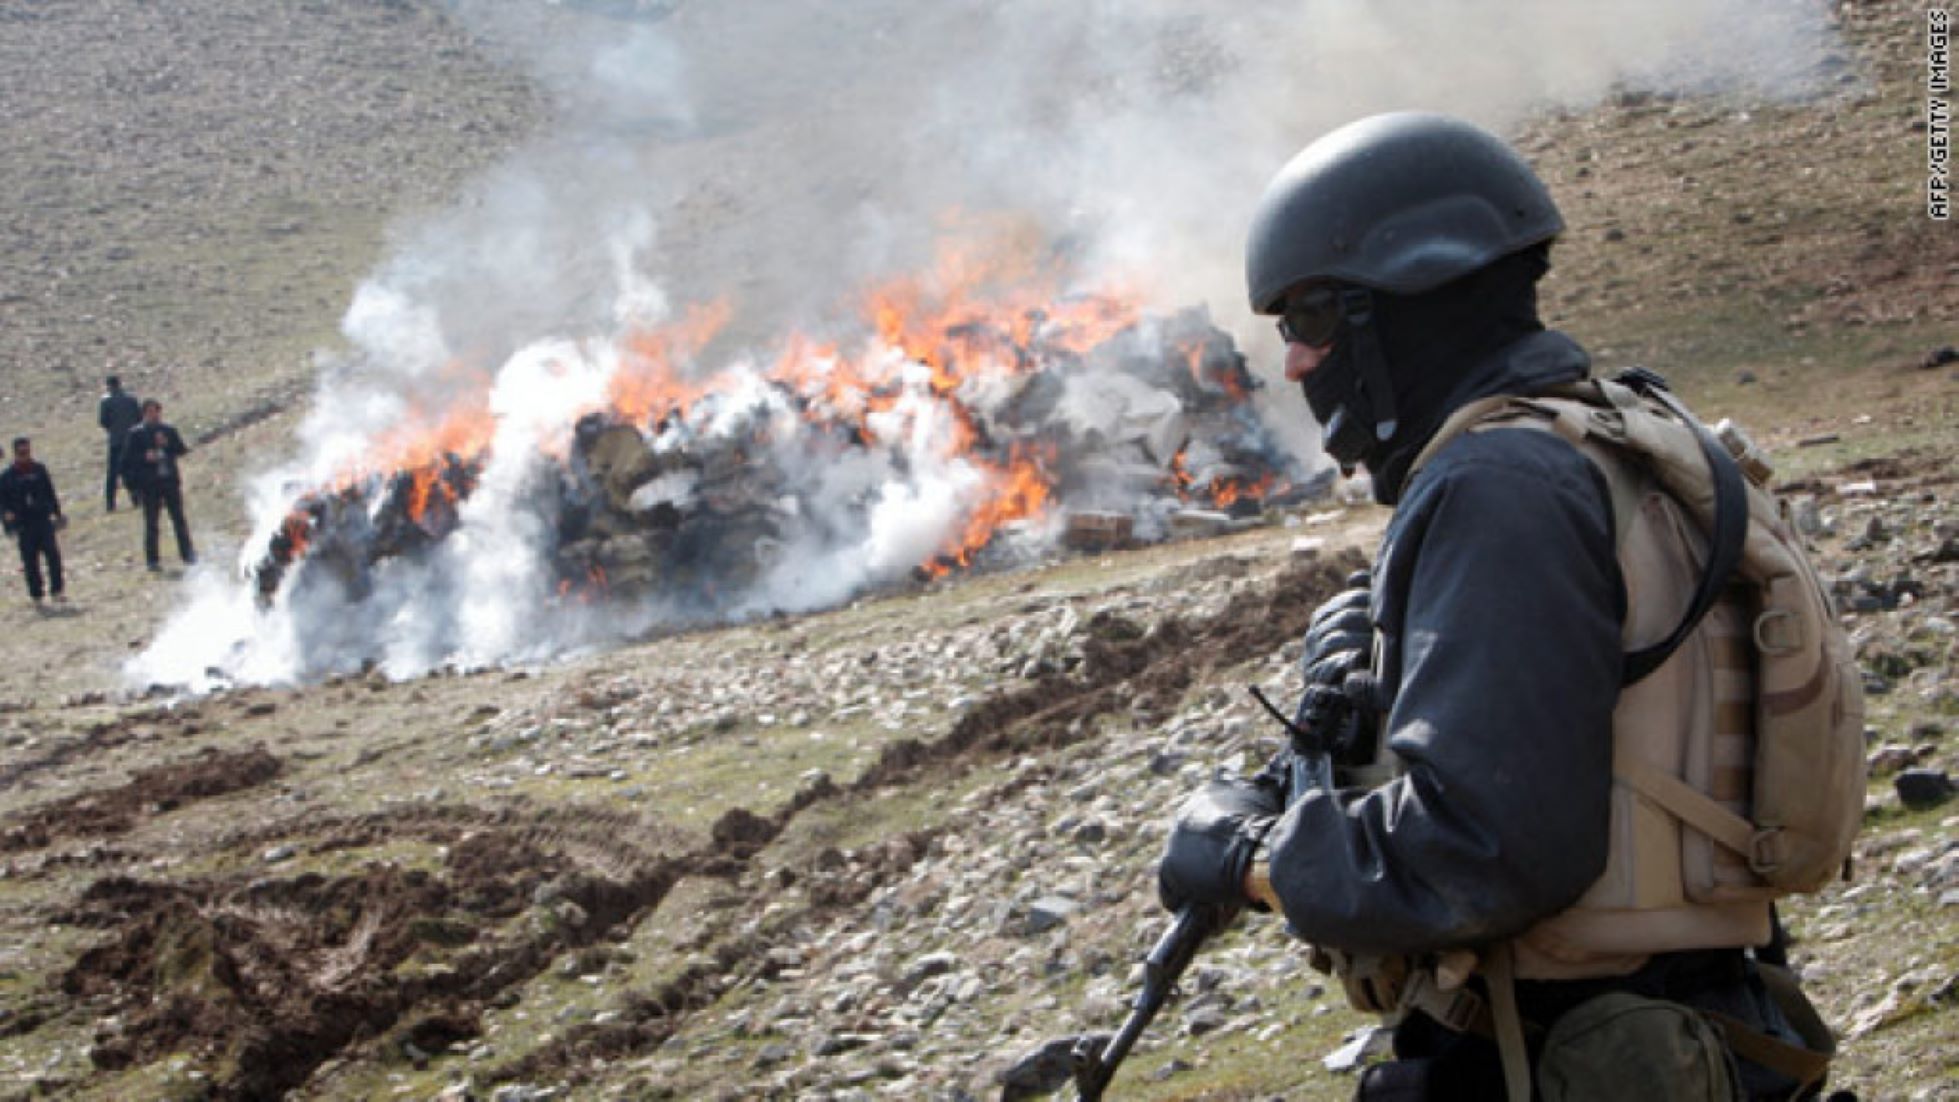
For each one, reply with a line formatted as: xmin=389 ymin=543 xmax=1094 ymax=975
xmin=1536 ymin=992 xmax=1740 ymax=1102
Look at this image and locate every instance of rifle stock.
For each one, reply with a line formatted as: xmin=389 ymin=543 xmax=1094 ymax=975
xmin=1064 ymin=683 xmax=1346 ymax=1098
xmin=1069 ymin=905 xmax=1216 ymax=1100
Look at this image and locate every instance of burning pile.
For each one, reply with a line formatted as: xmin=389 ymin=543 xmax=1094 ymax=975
xmin=147 ymin=230 xmax=1319 ymax=687
xmin=253 ymin=304 xmax=1304 ymax=606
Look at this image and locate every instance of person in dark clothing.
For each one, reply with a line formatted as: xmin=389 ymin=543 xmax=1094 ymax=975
xmin=98 ymin=374 xmax=142 ymax=511
xmin=1155 ymin=114 xmax=1834 ymax=1101
xmin=120 ymin=399 xmax=196 ymax=571
xmin=0 ymin=437 xmax=65 ymax=605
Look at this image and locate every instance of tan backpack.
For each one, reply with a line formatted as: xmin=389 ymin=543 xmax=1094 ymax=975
xmin=1385 ymin=369 xmax=1865 ymax=1100
xmin=1411 ymin=369 xmax=1866 ymax=897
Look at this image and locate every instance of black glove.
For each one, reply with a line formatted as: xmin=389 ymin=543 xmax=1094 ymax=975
xmin=1157 ymin=779 xmax=1280 ymax=914
xmin=1300 ymin=570 xmax=1373 ymax=689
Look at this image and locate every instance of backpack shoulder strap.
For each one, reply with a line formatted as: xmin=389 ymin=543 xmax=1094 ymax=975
xmin=1602 ymin=377 xmax=1750 ymax=684
xmin=1405 ymin=374 xmax=1751 ymax=687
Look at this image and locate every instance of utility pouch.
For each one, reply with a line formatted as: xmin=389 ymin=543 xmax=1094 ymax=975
xmin=1354 ymin=1058 xmax=1432 ymax=1101
xmin=1536 ymin=992 xmax=1740 ymax=1102
xmin=1316 ymin=949 xmax=1411 ymax=1015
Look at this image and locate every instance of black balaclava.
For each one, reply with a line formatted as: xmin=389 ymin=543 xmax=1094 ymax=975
xmin=1302 ymin=245 xmax=1551 ymax=504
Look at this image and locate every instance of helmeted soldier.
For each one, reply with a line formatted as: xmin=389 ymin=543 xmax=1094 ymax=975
xmin=1155 ymin=113 xmax=1843 ymax=1101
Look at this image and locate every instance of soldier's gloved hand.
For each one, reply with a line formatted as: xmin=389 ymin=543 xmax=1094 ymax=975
xmin=1300 ymin=570 xmax=1373 ymax=688
xmin=1157 ymin=780 xmax=1279 ymax=914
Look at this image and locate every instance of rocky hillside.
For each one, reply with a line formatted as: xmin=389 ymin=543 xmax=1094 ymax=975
xmin=0 ymin=0 xmax=1954 ymax=1100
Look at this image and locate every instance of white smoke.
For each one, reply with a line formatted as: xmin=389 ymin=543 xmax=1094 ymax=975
xmin=129 ymin=0 xmax=1838 ymax=689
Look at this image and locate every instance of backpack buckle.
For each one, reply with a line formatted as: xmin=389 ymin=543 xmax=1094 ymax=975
xmin=1754 ymin=609 xmax=1803 ymax=655
xmin=1748 ymin=829 xmax=1785 ymax=877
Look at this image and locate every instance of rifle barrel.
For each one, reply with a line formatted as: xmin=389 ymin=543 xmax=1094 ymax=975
xmin=1073 ymin=906 xmax=1212 ymax=1100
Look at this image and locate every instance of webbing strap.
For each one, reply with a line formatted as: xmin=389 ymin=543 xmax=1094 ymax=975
xmin=1703 ymin=1011 xmax=1831 ymax=1092
xmin=1405 ymin=376 xmax=1752 ymax=688
xmin=1614 ymin=750 xmax=1758 ymax=860
xmin=1404 ymin=394 xmax=1520 ymax=481
xmin=1619 ymin=380 xmax=1750 ymax=685
xmin=1483 ymin=944 xmax=1533 ymax=1102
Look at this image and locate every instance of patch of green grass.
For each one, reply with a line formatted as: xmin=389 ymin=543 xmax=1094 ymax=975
xmin=503 ymin=713 xmax=900 ymax=831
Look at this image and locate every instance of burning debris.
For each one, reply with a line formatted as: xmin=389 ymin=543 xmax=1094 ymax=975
xmin=145 ymin=233 xmax=1322 ymax=688
xmin=253 ymin=306 xmax=1309 ymax=606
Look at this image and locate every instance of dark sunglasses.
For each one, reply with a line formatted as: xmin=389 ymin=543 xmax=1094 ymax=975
xmin=1275 ymin=285 xmax=1344 ymax=348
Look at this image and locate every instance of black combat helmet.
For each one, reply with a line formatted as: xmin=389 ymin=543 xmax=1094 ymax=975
xmin=1245 ymin=112 xmax=1563 ymax=475
xmin=1245 ymin=112 xmax=1563 ymax=311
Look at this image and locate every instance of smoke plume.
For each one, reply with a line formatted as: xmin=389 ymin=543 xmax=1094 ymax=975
xmin=131 ymin=0 xmax=1836 ymax=689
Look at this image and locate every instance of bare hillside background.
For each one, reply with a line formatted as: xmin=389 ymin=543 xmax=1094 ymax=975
xmin=0 ymin=0 xmax=1955 ymax=1099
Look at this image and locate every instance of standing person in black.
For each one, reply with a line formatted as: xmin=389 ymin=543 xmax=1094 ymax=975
xmin=121 ymin=399 xmax=196 ymax=571
xmin=0 ymin=437 xmax=66 ymax=606
xmin=97 ymin=374 xmax=142 ymax=512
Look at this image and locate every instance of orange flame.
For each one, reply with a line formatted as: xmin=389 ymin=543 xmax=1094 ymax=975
xmin=925 ymin=442 xmax=1055 ymax=578
xmin=608 ymin=300 xmax=735 ymax=426
xmin=1208 ymin=473 xmax=1287 ymax=510
xmin=277 ymin=217 xmax=1272 ymax=591
xmin=279 ymin=509 xmax=312 ymax=561
xmin=1168 ymin=448 xmax=1194 ymax=493
xmin=1180 ymin=339 xmax=1251 ymax=401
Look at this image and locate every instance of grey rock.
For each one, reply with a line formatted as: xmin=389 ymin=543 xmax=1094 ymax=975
xmin=262 ymin=844 xmax=296 ymax=863
xmin=1025 ymin=896 xmax=1078 ymax=935
xmin=1183 ymin=1006 xmax=1229 ymax=1036
xmin=903 ymin=950 xmax=958 ymax=988
xmin=1323 ymin=1026 xmax=1393 ymax=1073
xmin=997 ymin=1035 xmax=1089 ymax=1100
xmin=754 ymin=1042 xmax=794 ymax=1068
xmin=1149 ymin=1057 xmax=1194 ymax=1082
xmin=1792 ymin=495 xmax=1823 ymax=536
xmin=1868 ymin=745 xmax=1917 ymax=775
xmin=812 ymin=1032 xmax=876 ymax=1057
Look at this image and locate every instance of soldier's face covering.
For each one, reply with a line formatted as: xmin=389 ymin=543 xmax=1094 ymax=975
xmin=1301 ymin=344 xmax=1381 ymax=474
xmin=1317 ymin=247 xmax=1551 ymax=503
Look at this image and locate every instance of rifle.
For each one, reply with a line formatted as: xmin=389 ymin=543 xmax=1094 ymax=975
xmin=1059 ymin=681 xmax=1361 ymax=1099
xmin=1066 ymin=904 xmax=1219 ymax=1101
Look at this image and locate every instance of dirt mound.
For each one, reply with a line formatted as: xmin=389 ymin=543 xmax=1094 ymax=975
xmin=60 ymin=867 xmax=453 ymax=1095
xmin=2 ymin=746 xmax=281 ymax=852
xmin=853 ymin=550 xmax=1363 ymax=793
xmin=45 ymin=813 xmax=687 ymax=1101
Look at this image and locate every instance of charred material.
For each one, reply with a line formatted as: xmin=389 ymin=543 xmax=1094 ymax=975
xmin=248 ymin=308 xmax=1319 ymax=616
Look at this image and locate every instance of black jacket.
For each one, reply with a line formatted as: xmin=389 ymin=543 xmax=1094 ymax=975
xmin=1264 ymin=330 xmax=1624 ymax=955
xmin=0 ymin=461 xmax=63 ymax=529
xmin=99 ymin=389 xmax=142 ymax=439
xmin=121 ymin=422 xmax=190 ymax=490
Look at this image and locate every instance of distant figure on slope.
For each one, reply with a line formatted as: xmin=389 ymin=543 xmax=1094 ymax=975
xmin=120 ymin=399 xmax=196 ymax=571
xmin=0 ymin=437 xmax=66 ymax=606
xmin=98 ymin=373 xmax=142 ymax=512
